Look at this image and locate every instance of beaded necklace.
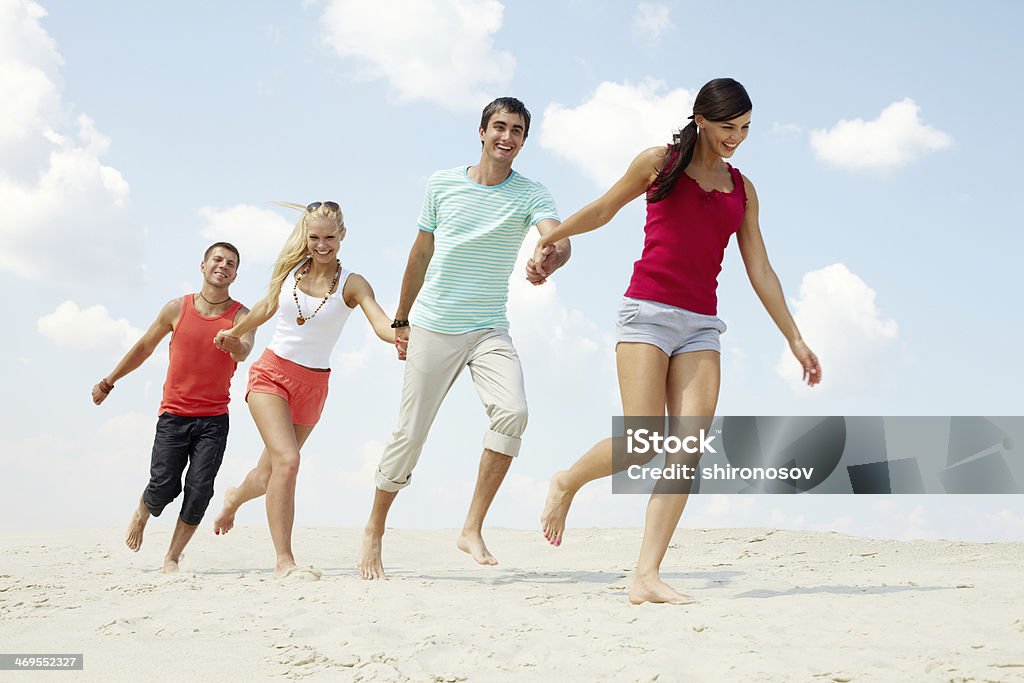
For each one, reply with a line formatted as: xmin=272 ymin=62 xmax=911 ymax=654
xmin=293 ymin=258 xmax=341 ymax=326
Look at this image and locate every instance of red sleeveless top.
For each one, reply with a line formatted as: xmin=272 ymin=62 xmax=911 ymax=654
xmin=159 ymin=295 xmax=242 ymax=417
xmin=624 ymin=162 xmax=746 ymax=315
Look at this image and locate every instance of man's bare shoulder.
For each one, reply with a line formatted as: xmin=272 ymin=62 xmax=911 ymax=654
xmin=160 ymin=296 xmax=185 ymax=325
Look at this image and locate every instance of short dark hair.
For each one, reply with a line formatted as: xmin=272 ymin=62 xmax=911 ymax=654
xmin=204 ymin=241 xmax=240 ymax=266
xmin=480 ymin=97 xmax=531 ymax=139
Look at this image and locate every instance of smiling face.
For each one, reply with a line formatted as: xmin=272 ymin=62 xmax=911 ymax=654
xmin=200 ymin=246 xmax=239 ymax=288
xmin=479 ymin=108 xmax=526 ymax=165
xmin=695 ymin=110 xmax=752 ymax=158
xmin=305 ymin=217 xmax=345 ymax=264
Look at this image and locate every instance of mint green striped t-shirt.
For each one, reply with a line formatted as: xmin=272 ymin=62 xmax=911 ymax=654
xmin=410 ymin=166 xmax=560 ymax=334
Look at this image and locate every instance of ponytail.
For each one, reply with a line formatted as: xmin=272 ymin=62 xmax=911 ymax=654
xmin=647 ymin=119 xmax=698 ymax=203
xmin=648 ymin=77 xmax=752 ymax=203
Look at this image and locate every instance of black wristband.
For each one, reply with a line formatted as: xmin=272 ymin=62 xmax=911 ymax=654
xmin=390 ymin=319 xmax=410 ymax=329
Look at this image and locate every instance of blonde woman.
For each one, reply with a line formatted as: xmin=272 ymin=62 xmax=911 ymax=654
xmin=212 ymin=201 xmax=395 ymax=579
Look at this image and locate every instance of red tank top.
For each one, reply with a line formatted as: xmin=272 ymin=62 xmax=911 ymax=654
xmin=159 ymin=295 xmax=243 ymax=417
xmin=624 ymin=161 xmax=746 ymax=315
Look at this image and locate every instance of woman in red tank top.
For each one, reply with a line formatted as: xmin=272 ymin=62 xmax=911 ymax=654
xmin=532 ymin=78 xmax=822 ymax=605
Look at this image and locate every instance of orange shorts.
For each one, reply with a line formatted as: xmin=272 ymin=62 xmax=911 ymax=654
xmin=246 ymin=349 xmax=330 ymax=426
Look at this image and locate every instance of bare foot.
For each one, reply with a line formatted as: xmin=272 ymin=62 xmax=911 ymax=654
xmin=273 ymin=558 xmax=299 ymax=579
xmin=125 ymin=500 xmax=150 ymax=552
xmin=628 ymin=574 xmax=696 ymax=605
xmin=457 ymin=530 xmax=498 ymax=566
xmin=276 ymin=565 xmax=322 ymax=581
xmin=540 ymin=470 xmax=575 ymax=546
xmin=213 ymin=487 xmax=239 ymax=535
xmin=161 ymin=557 xmax=180 ymax=574
xmin=357 ymin=529 xmax=387 ymax=580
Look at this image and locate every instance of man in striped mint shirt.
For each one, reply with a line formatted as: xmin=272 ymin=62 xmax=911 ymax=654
xmin=358 ymin=97 xmax=571 ymax=580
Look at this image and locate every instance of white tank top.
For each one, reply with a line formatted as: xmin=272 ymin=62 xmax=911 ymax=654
xmin=267 ymin=262 xmax=356 ymax=369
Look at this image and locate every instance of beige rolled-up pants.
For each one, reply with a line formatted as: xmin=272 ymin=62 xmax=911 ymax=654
xmin=375 ymin=325 xmax=528 ymax=492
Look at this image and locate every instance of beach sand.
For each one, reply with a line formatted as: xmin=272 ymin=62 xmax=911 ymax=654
xmin=1 ymin=527 xmax=1022 ymax=682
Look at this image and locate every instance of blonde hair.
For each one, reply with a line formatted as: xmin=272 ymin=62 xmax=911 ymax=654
xmin=265 ymin=202 xmax=345 ymax=303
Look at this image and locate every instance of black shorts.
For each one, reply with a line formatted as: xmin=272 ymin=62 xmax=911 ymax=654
xmin=143 ymin=412 xmax=229 ymax=525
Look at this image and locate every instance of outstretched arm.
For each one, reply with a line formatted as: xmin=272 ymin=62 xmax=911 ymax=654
xmin=530 ymin=146 xmax=665 ymax=273
xmin=343 ymin=274 xmax=397 ymax=344
xmin=214 ymin=295 xmax=278 ymax=354
xmin=736 ymin=175 xmax=821 ymax=387
xmin=92 ymin=298 xmax=180 ymax=405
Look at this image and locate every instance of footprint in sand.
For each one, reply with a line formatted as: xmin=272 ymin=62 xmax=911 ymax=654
xmin=278 ymin=566 xmax=323 ymax=582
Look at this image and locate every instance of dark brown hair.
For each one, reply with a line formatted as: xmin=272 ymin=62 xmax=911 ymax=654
xmin=648 ymin=78 xmax=752 ymax=203
xmin=203 ymin=241 xmax=240 ymax=266
xmin=480 ymin=97 xmax=532 ymax=139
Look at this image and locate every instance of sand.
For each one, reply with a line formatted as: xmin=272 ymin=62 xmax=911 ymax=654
xmin=1 ymin=527 xmax=1022 ymax=682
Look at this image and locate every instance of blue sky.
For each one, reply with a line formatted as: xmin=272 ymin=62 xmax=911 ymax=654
xmin=2 ymin=1 xmax=1022 ymax=541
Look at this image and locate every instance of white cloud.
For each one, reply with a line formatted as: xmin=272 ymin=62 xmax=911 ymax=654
xmin=329 ymin=318 xmax=397 ymax=376
xmin=0 ymin=411 xmax=156 ymax=529
xmin=508 ymin=230 xmax=610 ymax=369
xmin=776 ymin=263 xmax=898 ymax=394
xmin=810 ymin=98 xmax=953 ymax=172
xmin=539 ymin=78 xmax=694 ymax=187
xmin=632 ymin=3 xmax=673 ymax=44
xmin=0 ymin=0 xmax=60 ymax=150
xmin=96 ymin=411 xmax=158 ymax=465
xmin=335 ymin=440 xmax=385 ymax=491
xmin=771 ymin=122 xmax=802 ymax=136
xmin=320 ymin=0 xmax=515 ymax=111
xmin=37 ymin=300 xmax=142 ymax=352
xmin=198 ymin=204 xmax=295 ymax=265
xmin=0 ymin=0 xmax=139 ymax=283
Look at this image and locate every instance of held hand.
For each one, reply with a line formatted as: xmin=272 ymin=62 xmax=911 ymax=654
xmin=91 ymin=382 xmax=110 ymax=405
xmin=214 ymin=330 xmax=243 ymax=354
xmin=527 ymin=242 xmax=556 ymax=286
xmin=790 ymin=338 xmax=822 ymax=387
xmin=525 ymin=258 xmax=548 ymax=285
xmin=395 ymin=326 xmax=409 ymax=361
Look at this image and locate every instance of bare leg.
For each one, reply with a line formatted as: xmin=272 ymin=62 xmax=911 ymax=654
xmin=629 ymin=350 xmax=720 ymax=606
xmin=213 ymin=449 xmax=270 ymax=535
xmin=245 ymin=392 xmax=314 ymax=579
xmin=358 ymin=487 xmax=398 ymax=580
xmin=541 ymin=438 xmax=613 ymax=546
xmin=162 ymin=518 xmax=198 ymax=573
xmin=125 ymin=495 xmax=151 ymax=552
xmin=457 ymin=449 xmax=511 ymax=565
xmin=214 ymin=422 xmax=314 ymax=536
xmin=542 ymin=343 xmax=669 ymax=546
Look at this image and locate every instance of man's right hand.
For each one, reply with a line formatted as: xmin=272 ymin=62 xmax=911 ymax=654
xmin=395 ymin=326 xmax=409 ymax=361
xmin=91 ymin=382 xmax=111 ymax=405
xmin=214 ymin=330 xmax=244 ymax=354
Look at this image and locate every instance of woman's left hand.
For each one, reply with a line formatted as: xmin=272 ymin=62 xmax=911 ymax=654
xmin=790 ymin=338 xmax=821 ymax=386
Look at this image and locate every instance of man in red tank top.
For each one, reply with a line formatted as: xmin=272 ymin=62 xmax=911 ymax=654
xmin=91 ymin=243 xmax=256 ymax=573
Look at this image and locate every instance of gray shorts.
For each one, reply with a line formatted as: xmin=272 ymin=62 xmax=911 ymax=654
xmin=616 ymin=296 xmax=727 ymax=356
